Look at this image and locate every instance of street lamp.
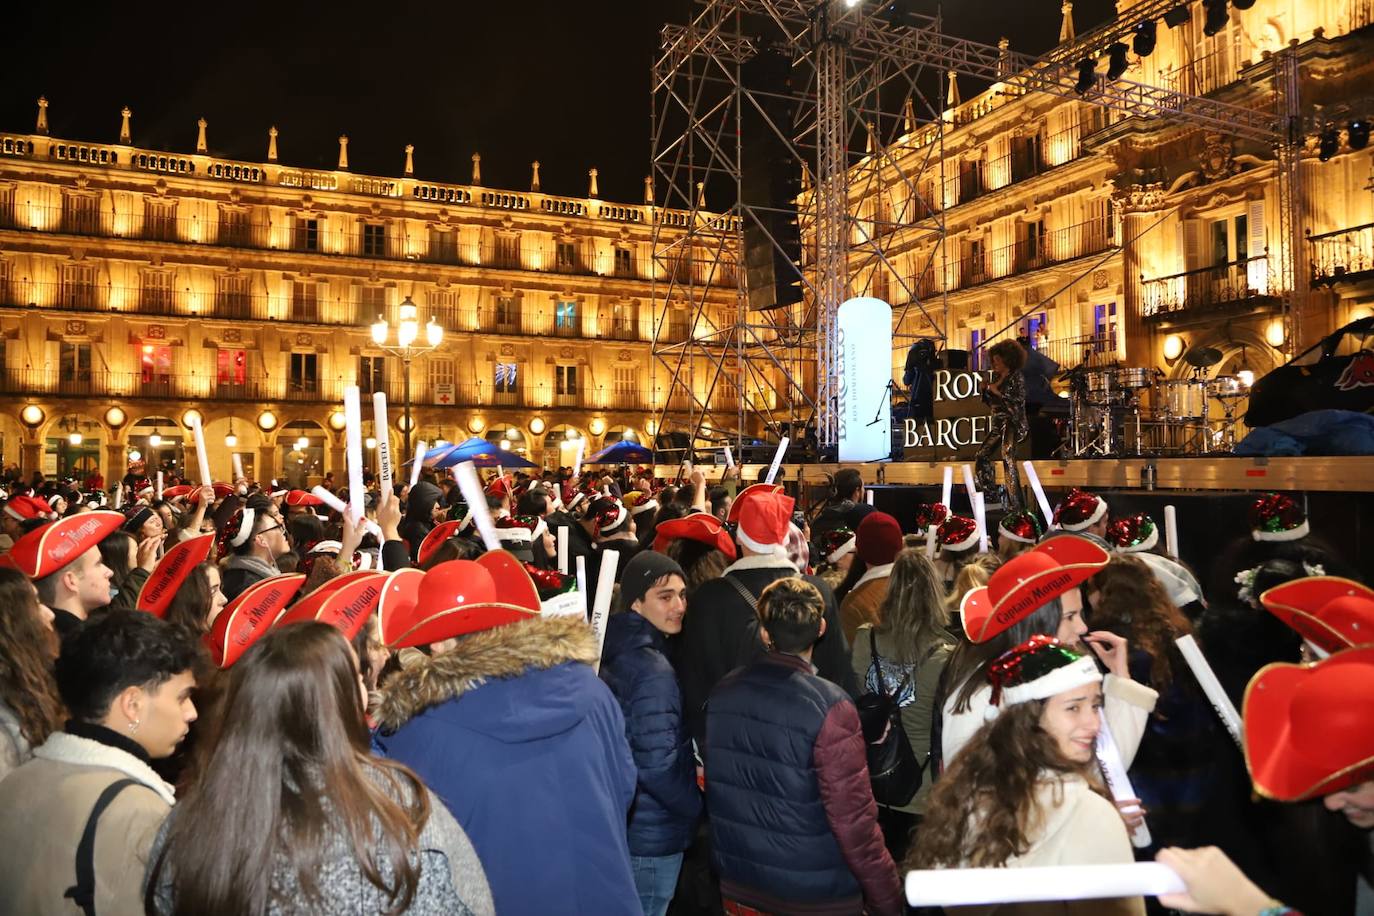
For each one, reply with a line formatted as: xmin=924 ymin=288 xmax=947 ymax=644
xmin=371 ymin=295 xmax=444 ymax=458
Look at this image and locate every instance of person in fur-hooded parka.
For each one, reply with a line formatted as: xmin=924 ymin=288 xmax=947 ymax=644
xmin=372 ymin=615 xmax=640 ymax=915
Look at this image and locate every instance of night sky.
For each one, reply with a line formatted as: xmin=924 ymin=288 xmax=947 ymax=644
xmin=0 ymin=0 xmax=1117 ymax=204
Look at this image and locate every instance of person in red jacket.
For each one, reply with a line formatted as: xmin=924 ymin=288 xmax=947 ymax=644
xmin=705 ymin=576 xmax=904 ymax=916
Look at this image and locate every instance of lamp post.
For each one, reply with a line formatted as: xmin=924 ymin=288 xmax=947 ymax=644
xmin=371 ymin=296 xmax=444 ymax=458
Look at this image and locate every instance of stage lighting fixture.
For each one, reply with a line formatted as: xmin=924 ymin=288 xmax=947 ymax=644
xmin=1106 ymin=42 xmax=1130 ymax=80
xmin=1203 ymin=0 xmax=1229 ymax=36
xmin=1133 ymin=19 xmax=1157 ymax=57
xmin=1318 ymin=127 xmax=1340 ymax=162
xmin=1074 ymin=57 xmax=1097 ymax=95
xmin=1163 ymin=5 xmax=1190 ymax=28
xmin=1349 ymin=119 xmax=1370 ymax=151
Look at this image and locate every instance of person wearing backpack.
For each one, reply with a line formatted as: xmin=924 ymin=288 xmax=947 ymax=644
xmin=850 ymin=548 xmax=955 ymax=860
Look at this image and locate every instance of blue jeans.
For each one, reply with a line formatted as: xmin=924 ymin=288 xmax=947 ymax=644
xmin=630 ymin=852 xmax=683 ymax=916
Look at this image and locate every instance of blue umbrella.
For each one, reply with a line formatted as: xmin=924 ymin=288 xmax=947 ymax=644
xmin=433 ymin=437 xmax=537 ymax=469
xmin=585 ymin=439 xmax=655 ymax=465
xmin=401 ymin=442 xmax=461 ymax=468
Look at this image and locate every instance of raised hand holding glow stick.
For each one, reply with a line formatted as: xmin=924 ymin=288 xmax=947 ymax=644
xmin=589 ymin=550 xmax=620 ymax=674
xmin=310 ymin=486 xmax=382 ymax=538
xmin=1023 ymin=460 xmax=1055 ymax=530
xmin=190 ymin=415 xmax=212 ymax=487
xmin=342 ymin=386 xmax=365 ymax=521
xmin=765 ymin=437 xmax=789 ymax=485
xmin=408 ymin=439 xmax=427 ymax=489
xmin=451 ymin=460 xmax=501 ymax=551
xmin=373 ymin=392 xmax=392 ymax=496
xmin=723 ymin=444 xmax=734 ymax=469
xmin=1096 ymin=720 xmax=1152 ymax=849
xmin=1164 ymin=504 xmax=1179 ymax=558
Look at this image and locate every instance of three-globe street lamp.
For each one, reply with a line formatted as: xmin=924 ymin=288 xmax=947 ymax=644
xmin=371 ymin=296 xmax=444 ymax=458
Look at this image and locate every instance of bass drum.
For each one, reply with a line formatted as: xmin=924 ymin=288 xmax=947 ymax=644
xmin=1158 ymin=379 xmax=1208 ymax=419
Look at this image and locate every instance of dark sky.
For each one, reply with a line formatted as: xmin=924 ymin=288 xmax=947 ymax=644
xmin=0 ymin=0 xmax=1117 ymax=204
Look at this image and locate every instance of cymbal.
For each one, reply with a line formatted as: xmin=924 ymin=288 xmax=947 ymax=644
xmin=1183 ymin=345 xmax=1223 ymax=368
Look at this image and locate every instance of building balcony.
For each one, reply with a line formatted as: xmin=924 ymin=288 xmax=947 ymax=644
xmin=1035 ymin=333 xmax=1120 ymax=371
xmin=913 ymin=217 xmax=1115 ymax=299
xmin=1141 ymin=256 xmax=1277 ymax=323
xmin=1309 ymin=223 xmax=1374 ymax=287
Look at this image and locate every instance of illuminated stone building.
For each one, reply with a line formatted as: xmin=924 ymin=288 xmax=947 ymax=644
xmin=0 ymin=110 xmax=734 ymax=485
xmin=849 ymin=0 xmax=1374 ymax=430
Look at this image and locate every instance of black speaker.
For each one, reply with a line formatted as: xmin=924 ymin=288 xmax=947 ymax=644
xmin=740 ymin=47 xmax=803 ymax=311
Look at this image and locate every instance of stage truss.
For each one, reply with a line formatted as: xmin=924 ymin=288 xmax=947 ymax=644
xmin=649 ymin=0 xmax=1296 ymax=457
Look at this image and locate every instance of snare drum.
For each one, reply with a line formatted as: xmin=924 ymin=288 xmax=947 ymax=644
xmin=1158 ymin=379 xmax=1208 ymax=419
xmin=1113 ymin=367 xmax=1153 ymax=390
xmin=1087 ymin=371 xmax=1127 ymax=405
xmin=1209 ymin=375 xmax=1247 ymax=399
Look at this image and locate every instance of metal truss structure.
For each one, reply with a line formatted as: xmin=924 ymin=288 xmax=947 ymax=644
xmin=650 ymin=0 xmax=1297 ymax=457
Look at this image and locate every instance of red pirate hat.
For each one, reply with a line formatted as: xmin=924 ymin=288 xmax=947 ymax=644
xmin=378 ymin=551 xmax=541 ymax=649
xmin=936 ymin=515 xmax=979 ymax=552
xmin=0 ymin=511 xmax=124 ymax=579
xmin=1260 ymin=577 xmax=1374 ymax=656
xmin=1250 ymin=492 xmax=1309 ymax=542
xmin=205 ymin=573 xmax=306 ymax=668
xmin=726 ymin=483 xmax=785 ymax=525
xmin=418 ymin=520 xmax=468 ymax=567
xmin=189 ymin=483 xmax=235 ymax=504
xmin=285 ymin=489 xmax=325 ymax=508
xmin=1244 ymin=647 xmax=1374 ymax=801
xmin=1053 ymin=488 xmax=1108 ymax=531
xmin=3 ymin=494 xmax=51 ymax=522
xmin=960 ymin=535 xmax=1109 ymax=644
xmin=136 ymin=533 xmax=214 ymax=618
xmin=160 ymin=484 xmax=194 ymax=500
xmin=998 ymin=511 xmax=1045 ymax=546
xmin=274 ymin=570 xmax=386 ymax=642
xmin=652 ymin=512 xmax=738 ymax=561
xmin=1105 ymin=513 xmax=1159 ymax=553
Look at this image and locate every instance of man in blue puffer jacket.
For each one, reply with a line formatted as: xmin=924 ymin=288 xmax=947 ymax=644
xmin=600 ymin=551 xmax=703 ymax=916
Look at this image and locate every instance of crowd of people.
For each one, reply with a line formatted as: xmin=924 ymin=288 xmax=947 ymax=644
xmin=0 ymin=458 xmax=1369 ymax=915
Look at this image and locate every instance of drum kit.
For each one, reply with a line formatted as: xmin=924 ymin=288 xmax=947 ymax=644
xmin=1059 ymin=346 xmax=1250 ymax=458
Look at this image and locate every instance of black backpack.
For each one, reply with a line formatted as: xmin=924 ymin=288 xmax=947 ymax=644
xmin=855 ymin=629 xmax=923 ymax=807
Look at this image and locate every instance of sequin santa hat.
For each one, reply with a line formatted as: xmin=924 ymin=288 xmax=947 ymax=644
xmin=1105 ymin=513 xmax=1159 ymax=553
xmin=936 ymin=514 xmax=979 ymax=552
xmin=987 ymin=635 xmax=1103 ymax=707
xmin=913 ymin=502 xmax=949 ymax=534
xmin=622 ymin=490 xmax=659 ymax=517
xmin=819 ymin=526 xmax=856 ymax=565
xmin=998 ymin=511 xmax=1044 ymax=546
xmin=1249 ymin=493 xmax=1309 ymax=542
xmin=1053 ymin=488 xmax=1108 ymax=532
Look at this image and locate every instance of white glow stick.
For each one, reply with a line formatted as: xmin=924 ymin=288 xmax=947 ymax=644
xmin=1176 ymin=634 xmax=1243 ymax=748
xmin=557 ymin=526 xmax=569 ymax=574
xmin=973 ymin=491 xmax=988 ymax=554
xmin=924 ymin=524 xmax=938 ymax=558
xmin=575 ymin=555 xmax=588 ymax=610
xmin=114 ymin=485 xmax=123 ymax=510
xmin=343 ymin=386 xmax=365 ymax=521
xmin=232 ymin=453 xmax=245 ymax=483
xmin=452 ymin=460 xmax=500 ymax=551
xmin=961 ymin=463 xmax=978 ymax=503
xmin=155 ymin=471 xmax=164 ymax=501
xmin=573 ymin=440 xmax=585 ymax=479
xmin=1096 ymin=719 xmax=1152 ymax=848
xmin=190 ymin=415 xmax=212 ymax=487
xmin=1164 ymin=504 xmax=1179 ymax=558
xmin=905 ymin=863 xmax=1185 ymax=908
xmin=373 ymin=392 xmax=392 ymax=497
xmin=941 ymin=465 xmax=953 ymax=510
xmin=309 ymin=486 xmax=382 ymax=537
xmin=723 ymin=444 xmax=735 ymax=468
xmin=866 ymin=489 xmax=874 ymax=506
xmin=589 ymin=549 xmax=620 ymax=674
xmin=765 ymin=436 xmax=789 ymax=485
xmin=408 ymin=439 xmax=427 ymax=489
xmin=1023 ymin=460 xmax=1055 ymax=531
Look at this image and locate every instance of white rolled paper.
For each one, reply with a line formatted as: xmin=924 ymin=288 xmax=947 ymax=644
xmin=1096 ymin=719 xmax=1152 ymax=849
xmin=1164 ymin=504 xmax=1179 ymax=558
xmin=557 ymin=526 xmax=569 ymax=574
xmin=309 ymin=486 xmax=382 ymax=538
xmin=1176 ymin=634 xmax=1243 ymax=748
xmin=373 ymin=392 xmax=393 ymax=497
xmin=1023 ymin=460 xmax=1055 ymax=531
xmin=973 ymin=492 xmax=988 ymax=553
xmin=343 ymin=386 xmax=365 ymax=521
xmin=155 ymin=471 xmax=164 ymax=501
xmin=723 ymin=444 xmax=734 ymax=468
xmin=232 ymin=453 xmax=245 ymax=484
xmin=589 ymin=549 xmax=620 ymax=674
xmin=190 ymin=415 xmax=212 ymax=488
xmin=904 ymin=863 xmax=1185 ymax=908
xmin=765 ymin=437 xmax=789 ymax=485
xmin=408 ymin=439 xmax=427 ymax=489
xmin=573 ymin=439 xmax=585 ymax=479
xmin=452 ymin=461 xmax=501 ymax=552
xmin=941 ymin=465 xmax=953 ymax=511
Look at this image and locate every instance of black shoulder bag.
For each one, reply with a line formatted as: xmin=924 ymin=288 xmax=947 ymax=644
xmin=854 ymin=629 xmax=922 ymax=807
xmin=64 ymin=778 xmax=151 ymax=916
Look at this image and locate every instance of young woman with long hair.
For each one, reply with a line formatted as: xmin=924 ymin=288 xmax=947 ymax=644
xmin=849 ymin=549 xmax=955 ymax=858
xmin=162 ymin=564 xmax=228 ymax=637
xmin=146 ymin=622 xmax=493 ymax=916
xmin=910 ymin=638 xmax=1143 ymax=915
xmin=0 ymin=567 xmax=63 ymax=779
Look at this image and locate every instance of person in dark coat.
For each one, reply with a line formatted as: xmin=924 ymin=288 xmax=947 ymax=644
xmin=599 ymin=551 xmax=702 ymax=916
xmin=676 ymin=486 xmax=857 ymax=747
xmin=373 ymin=602 xmax=639 ymax=915
xmin=398 ymin=480 xmax=443 ymax=563
xmin=810 ymin=468 xmax=874 ymax=546
xmin=705 ymin=577 xmax=904 ymax=916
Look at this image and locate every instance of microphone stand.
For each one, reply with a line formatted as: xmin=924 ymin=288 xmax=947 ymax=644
xmin=867 ymin=380 xmax=899 ymax=427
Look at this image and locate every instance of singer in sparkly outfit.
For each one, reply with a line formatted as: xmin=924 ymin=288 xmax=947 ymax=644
xmin=975 ymin=339 xmax=1029 ymax=510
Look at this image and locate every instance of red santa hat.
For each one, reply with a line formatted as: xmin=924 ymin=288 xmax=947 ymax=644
xmin=735 ymin=487 xmax=795 ymax=554
xmin=998 ymin=511 xmax=1044 ymax=546
xmin=1259 ymin=576 xmax=1374 ymax=657
xmin=960 ymin=535 xmax=1109 ymax=644
xmin=0 ymin=511 xmax=124 ymax=580
xmin=273 ymin=570 xmax=387 ymax=642
xmin=3 ymin=494 xmax=51 ymax=522
xmin=136 ymin=533 xmax=215 ymax=618
xmin=205 ymin=573 xmax=306 ymax=668
xmin=1245 ymin=647 xmax=1374 ymax=801
xmin=913 ymin=502 xmax=949 ymax=534
xmin=652 ymin=512 xmax=737 ymax=561
xmin=1250 ymin=493 xmax=1309 ymax=542
xmin=988 ymin=635 xmax=1103 ymax=707
xmin=622 ymin=490 xmax=659 ymax=517
xmin=936 ymin=515 xmax=979 ymax=553
xmin=1053 ymin=488 xmax=1108 ymax=531
xmin=377 ymin=552 xmax=541 ymax=649
xmin=1105 ymin=513 xmax=1159 ymax=553
xmin=726 ymin=483 xmax=785 ymax=525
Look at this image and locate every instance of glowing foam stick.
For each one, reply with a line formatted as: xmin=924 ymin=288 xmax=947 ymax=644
xmin=905 ymin=863 xmax=1185 ymax=908
xmin=155 ymin=471 xmax=164 ymax=501
xmin=765 ymin=437 xmax=789 ymax=485
xmin=408 ymin=439 xmax=427 ymax=489
xmin=723 ymin=444 xmax=735 ymax=469
xmin=343 ymin=386 xmax=365 ymax=521
xmin=190 ymin=415 xmax=212 ymax=488
xmin=1176 ymin=634 xmax=1243 ymax=748
xmin=573 ymin=439 xmax=585 ymax=479
xmin=866 ymin=489 xmax=875 ymax=506
xmin=575 ymin=555 xmax=588 ymax=609
xmin=557 ymin=526 xmax=569 ymax=575
xmin=941 ymin=465 xmax=953 ymax=511
xmin=451 ymin=461 xmax=501 ymax=552
xmin=1096 ymin=719 xmax=1152 ymax=849
xmin=925 ymin=524 xmax=938 ymax=558
xmin=309 ymin=487 xmax=382 ymax=538
xmin=961 ymin=463 xmax=978 ymax=504
xmin=1023 ymin=460 xmax=1055 ymax=531
xmin=973 ymin=491 xmax=988 ymax=554
xmin=373 ymin=392 xmax=393 ymax=497
xmin=589 ymin=549 xmax=620 ymax=674
xmin=1164 ymin=504 xmax=1179 ymax=558
xmin=232 ymin=453 xmax=245 ymax=484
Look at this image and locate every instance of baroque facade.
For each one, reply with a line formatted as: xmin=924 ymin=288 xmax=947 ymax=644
xmin=848 ymin=0 xmax=1374 ymax=424
xmin=0 ymin=114 xmax=734 ymax=485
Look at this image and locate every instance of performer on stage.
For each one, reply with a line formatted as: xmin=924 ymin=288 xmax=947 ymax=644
xmin=975 ymin=339 xmax=1029 ymax=509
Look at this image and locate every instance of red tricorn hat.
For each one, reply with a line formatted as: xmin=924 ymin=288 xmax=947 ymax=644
xmin=0 ymin=511 xmax=124 ymax=580
xmin=652 ymin=512 xmax=738 ymax=561
xmin=1259 ymin=576 xmax=1374 ymax=656
xmin=960 ymin=535 xmax=1109 ymax=644
xmin=418 ymin=520 xmax=468 ymax=567
xmin=205 ymin=573 xmax=306 ymax=668
xmin=136 ymin=533 xmax=214 ymax=618
xmin=378 ymin=552 xmax=541 ymax=649
xmin=160 ymin=484 xmax=194 ymax=500
xmin=285 ymin=489 xmax=325 ymax=508
xmin=1244 ymin=647 xmax=1374 ymax=801
xmin=726 ymin=483 xmax=785 ymax=525
xmin=274 ymin=571 xmax=386 ymax=642
xmin=3 ymin=494 xmax=50 ymax=522
xmin=189 ymin=483 xmax=235 ymax=504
